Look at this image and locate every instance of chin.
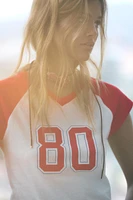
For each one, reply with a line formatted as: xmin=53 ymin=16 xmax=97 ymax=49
xmin=75 ymin=49 xmax=91 ymax=62
xmin=79 ymin=54 xmax=91 ymax=62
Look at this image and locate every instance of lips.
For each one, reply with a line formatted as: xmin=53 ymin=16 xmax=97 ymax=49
xmin=81 ymin=42 xmax=94 ymax=47
xmin=80 ymin=43 xmax=94 ymax=52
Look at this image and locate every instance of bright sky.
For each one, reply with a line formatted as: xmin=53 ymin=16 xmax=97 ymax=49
xmin=0 ymin=0 xmax=133 ymax=21
xmin=0 ymin=0 xmax=33 ymax=21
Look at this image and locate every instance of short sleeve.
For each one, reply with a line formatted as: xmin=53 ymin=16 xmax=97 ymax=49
xmin=0 ymin=71 xmax=28 ymax=141
xmin=109 ymin=89 xmax=133 ymax=136
xmin=91 ymin=78 xmax=133 ymax=137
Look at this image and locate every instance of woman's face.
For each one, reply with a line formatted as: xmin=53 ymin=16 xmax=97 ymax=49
xmin=74 ymin=0 xmax=102 ymax=61
xmin=54 ymin=0 xmax=102 ymax=63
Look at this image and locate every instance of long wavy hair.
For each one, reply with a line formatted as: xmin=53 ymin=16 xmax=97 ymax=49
xmin=14 ymin=0 xmax=108 ymax=131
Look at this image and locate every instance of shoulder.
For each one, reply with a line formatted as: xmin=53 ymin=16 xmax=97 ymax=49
xmin=0 ymin=70 xmax=29 ymax=109
xmin=91 ymin=78 xmax=123 ymax=99
xmin=0 ymin=70 xmax=28 ymax=95
xmin=91 ymin=78 xmax=132 ymax=109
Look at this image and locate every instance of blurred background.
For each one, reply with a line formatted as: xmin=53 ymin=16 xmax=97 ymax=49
xmin=0 ymin=0 xmax=133 ymax=199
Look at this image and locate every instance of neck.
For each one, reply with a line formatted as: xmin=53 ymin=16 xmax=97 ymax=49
xmin=47 ymin=60 xmax=78 ymax=77
xmin=47 ymin=45 xmax=79 ymax=76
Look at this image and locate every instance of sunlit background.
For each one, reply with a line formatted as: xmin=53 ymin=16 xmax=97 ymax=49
xmin=0 ymin=0 xmax=133 ymax=199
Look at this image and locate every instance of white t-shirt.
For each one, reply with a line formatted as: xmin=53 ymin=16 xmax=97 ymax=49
xmin=0 ymin=71 xmax=132 ymax=200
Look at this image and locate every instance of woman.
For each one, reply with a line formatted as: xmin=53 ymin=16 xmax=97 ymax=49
xmin=0 ymin=0 xmax=133 ymax=199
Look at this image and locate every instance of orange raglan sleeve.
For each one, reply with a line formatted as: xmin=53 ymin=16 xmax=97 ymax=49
xmin=93 ymin=79 xmax=133 ymax=137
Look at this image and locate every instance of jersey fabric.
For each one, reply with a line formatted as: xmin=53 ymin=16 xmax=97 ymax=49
xmin=0 ymin=71 xmax=132 ymax=200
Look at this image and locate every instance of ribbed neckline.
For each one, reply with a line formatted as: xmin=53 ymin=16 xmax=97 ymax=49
xmin=48 ymin=90 xmax=77 ymax=106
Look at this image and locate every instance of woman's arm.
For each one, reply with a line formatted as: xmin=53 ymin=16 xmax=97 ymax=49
xmin=108 ymin=114 xmax=133 ymax=200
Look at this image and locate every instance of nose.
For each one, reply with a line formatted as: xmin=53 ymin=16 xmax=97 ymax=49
xmin=85 ymin=21 xmax=98 ymax=39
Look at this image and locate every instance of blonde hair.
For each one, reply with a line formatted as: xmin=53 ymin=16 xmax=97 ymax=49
xmin=14 ymin=0 xmax=107 ymax=135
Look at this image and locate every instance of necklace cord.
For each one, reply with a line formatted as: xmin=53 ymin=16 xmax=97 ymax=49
xmin=93 ymin=93 xmax=105 ymax=179
xmin=28 ymin=63 xmax=33 ymax=148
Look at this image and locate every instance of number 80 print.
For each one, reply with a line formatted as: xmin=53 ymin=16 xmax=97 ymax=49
xmin=37 ymin=127 xmax=97 ymax=173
